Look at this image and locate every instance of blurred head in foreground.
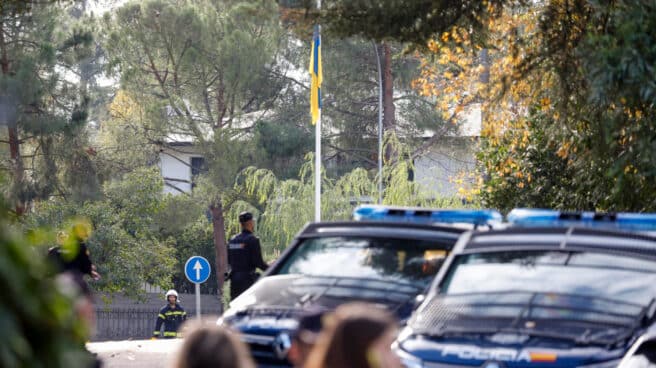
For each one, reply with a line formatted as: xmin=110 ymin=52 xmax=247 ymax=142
xmin=304 ymin=303 xmax=402 ymax=368
xmin=288 ymin=308 xmax=325 ymax=367
xmin=173 ymin=324 xmax=255 ymax=368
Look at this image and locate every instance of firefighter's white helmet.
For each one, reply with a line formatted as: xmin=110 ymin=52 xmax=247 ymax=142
xmin=165 ymin=289 xmax=178 ymax=300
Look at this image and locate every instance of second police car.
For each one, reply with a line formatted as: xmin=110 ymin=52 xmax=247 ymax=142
xmin=218 ymin=205 xmax=502 ymax=367
xmin=395 ymin=209 xmax=656 ymax=368
xmin=618 ymin=329 xmax=656 ymax=368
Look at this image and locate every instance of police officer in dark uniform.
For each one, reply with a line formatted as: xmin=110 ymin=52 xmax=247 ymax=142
xmin=228 ymin=211 xmax=268 ymax=300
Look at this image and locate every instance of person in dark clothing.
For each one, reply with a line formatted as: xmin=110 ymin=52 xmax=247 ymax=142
xmin=48 ymin=242 xmax=101 ymax=280
xmin=153 ymin=289 xmax=187 ymax=338
xmin=47 ymin=227 xmax=103 ymax=368
xmin=228 ymin=211 xmax=269 ymax=300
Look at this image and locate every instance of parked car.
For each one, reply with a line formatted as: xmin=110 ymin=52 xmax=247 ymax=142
xmin=395 ymin=209 xmax=656 ymax=368
xmin=218 ymin=206 xmax=501 ymax=367
xmin=618 ymin=330 xmax=656 ymax=368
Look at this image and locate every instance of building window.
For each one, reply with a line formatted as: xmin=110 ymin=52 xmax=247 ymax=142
xmin=191 ymin=157 xmax=208 ymax=189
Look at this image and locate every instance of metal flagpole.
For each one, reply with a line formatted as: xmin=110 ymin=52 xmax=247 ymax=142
xmin=315 ymin=108 xmax=321 ymax=222
xmin=372 ymin=42 xmax=383 ymax=204
xmin=314 ymin=0 xmax=322 ymax=222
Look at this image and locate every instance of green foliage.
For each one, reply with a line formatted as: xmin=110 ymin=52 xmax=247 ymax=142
xmin=102 ymin=2 xmax=287 ymax=279
xmin=170 ymin=212 xmax=216 ymax=293
xmin=104 ymin=0 xmax=282 ymax=147
xmin=96 ymin=90 xmax=163 ymax=180
xmin=479 ymin=1 xmax=656 ymax=212
xmin=479 ymin=109 xmax=580 ymax=212
xmin=99 ymin=0 xmax=288 ymax=294
xmin=253 ymin=120 xmax=314 ymax=179
xmin=322 ymin=0 xmax=508 ymax=46
xmin=237 ymin=145 xmax=467 ymax=256
xmin=26 ymin=168 xmax=177 ymax=298
xmin=0 ymin=1 xmax=99 ymax=207
xmin=580 ymin=0 xmax=656 ymax=210
xmin=261 ymin=33 xmax=451 ymax=176
xmin=0 ymin=200 xmax=93 ymax=367
xmin=0 ymin=0 xmax=67 ymax=16
xmin=585 ymin=0 xmax=656 ymax=107
xmin=104 ymin=167 xmax=166 ymax=231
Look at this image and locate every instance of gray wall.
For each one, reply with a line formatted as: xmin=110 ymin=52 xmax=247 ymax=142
xmin=414 ymin=138 xmax=478 ymax=198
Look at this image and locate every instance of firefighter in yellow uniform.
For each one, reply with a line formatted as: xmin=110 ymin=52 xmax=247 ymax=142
xmin=152 ymin=289 xmax=187 ymax=338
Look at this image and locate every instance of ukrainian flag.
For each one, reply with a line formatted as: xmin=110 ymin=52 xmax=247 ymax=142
xmin=309 ymin=25 xmax=322 ymax=125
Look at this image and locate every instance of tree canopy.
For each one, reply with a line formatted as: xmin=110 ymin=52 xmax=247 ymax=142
xmin=321 ymin=0 xmax=510 ymax=46
xmin=3 ymin=0 xmax=655 ymax=315
xmin=346 ymin=0 xmax=656 ymax=211
xmin=0 ymin=0 xmax=99 ymax=213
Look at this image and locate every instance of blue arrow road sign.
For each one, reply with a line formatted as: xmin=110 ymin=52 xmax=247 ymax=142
xmin=184 ymin=256 xmax=211 ymax=284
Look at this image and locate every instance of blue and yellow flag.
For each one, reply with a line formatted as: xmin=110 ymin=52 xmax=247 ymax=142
xmin=309 ymin=25 xmax=322 ymax=125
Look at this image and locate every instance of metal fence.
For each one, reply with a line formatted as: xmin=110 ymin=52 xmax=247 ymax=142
xmin=94 ymin=308 xmax=197 ymax=341
xmin=94 ymin=308 xmax=154 ymax=341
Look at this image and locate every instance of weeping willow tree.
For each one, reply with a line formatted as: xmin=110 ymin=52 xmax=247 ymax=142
xmin=231 ymin=137 xmax=471 ymax=256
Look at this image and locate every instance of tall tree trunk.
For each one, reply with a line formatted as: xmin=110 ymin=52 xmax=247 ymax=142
xmin=381 ymin=42 xmax=396 ymax=162
xmin=1 ymin=18 xmax=25 ymax=216
xmin=210 ymin=200 xmax=228 ymax=313
xmin=7 ymin=122 xmax=23 ymax=212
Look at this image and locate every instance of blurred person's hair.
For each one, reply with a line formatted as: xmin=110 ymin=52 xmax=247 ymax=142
xmin=304 ymin=303 xmax=398 ymax=368
xmin=173 ymin=324 xmax=255 ymax=368
xmin=289 ymin=308 xmax=325 ymax=367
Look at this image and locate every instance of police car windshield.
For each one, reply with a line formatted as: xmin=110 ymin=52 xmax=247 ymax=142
xmin=440 ymin=250 xmax=656 ymax=306
xmin=277 ymin=236 xmax=449 ymax=287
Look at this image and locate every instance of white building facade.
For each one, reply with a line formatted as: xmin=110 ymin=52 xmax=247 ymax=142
xmin=159 ymin=143 xmax=206 ymax=195
xmin=413 ymin=104 xmax=481 ymax=198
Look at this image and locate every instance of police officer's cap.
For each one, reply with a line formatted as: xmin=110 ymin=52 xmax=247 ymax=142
xmin=238 ymin=211 xmax=253 ymax=223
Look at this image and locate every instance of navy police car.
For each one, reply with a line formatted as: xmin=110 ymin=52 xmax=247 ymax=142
xmin=395 ymin=209 xmax=656 ymax=368
xmin=218 ymin=205 xmax=501 ymax=367
xmin=618 ymin=329 xmax=656 ymax=368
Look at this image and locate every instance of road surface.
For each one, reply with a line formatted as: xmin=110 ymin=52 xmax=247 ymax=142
xmin=88 ymin=339 xmax=183 ymax=368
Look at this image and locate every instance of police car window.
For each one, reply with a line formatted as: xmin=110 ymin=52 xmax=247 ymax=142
xmin=276 ymin=237 xmax=448 ymax=286
xmin=567 ymin=252 xmax=656 ymax=272
xmin=440 ymin=250 xmax=656 ymax=306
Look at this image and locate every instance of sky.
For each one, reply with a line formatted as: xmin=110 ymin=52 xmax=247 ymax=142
xmin=86 ymin=0 xmax=128 ymax=16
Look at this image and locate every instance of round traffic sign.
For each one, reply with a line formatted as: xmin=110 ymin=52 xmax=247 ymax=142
xmin=184 ymin=256 xmax=211 ymax=284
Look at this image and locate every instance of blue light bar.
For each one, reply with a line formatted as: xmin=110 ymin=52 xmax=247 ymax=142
xmin=507 ymin=208 xmax=656 ymax=232
xmin=353 ymin=205 xmax=503 ymax=226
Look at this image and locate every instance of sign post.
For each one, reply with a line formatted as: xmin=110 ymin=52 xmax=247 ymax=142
xmin=184 ymin=256 xmax=211 ymax=321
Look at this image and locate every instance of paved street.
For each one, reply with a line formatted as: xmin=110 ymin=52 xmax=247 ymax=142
xmin=88 ymin=339 xmax=183 ymax=368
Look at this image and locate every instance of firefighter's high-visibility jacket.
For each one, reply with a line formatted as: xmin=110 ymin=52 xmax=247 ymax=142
xmin=152 ymin=304 xmax=186 ymax=338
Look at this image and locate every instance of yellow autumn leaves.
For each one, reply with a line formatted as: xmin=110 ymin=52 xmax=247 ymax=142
xmin=411 ymin=5 xmax=563 ymax=198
